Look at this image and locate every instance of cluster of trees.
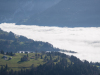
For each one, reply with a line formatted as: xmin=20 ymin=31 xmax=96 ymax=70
xmin=0 ymin=50 xmax=4 ymax=54
xmin=0 ymin=29 xmax=77 ymax=53
xmin=0 ymin=29 xmax=31 ymax=41
xmin=6 ymin=52 xmax=15 ymax=56
xmin=21 ymin=54 xmax=30 ymax=61
xmin=0 ymin=50 xmax=15 ymax=56
xmin=0 ymin=29 xmax=61 ymax=52
xmin=90 ymin=62 xmax=100 ymax=67
xmin=0 ymin=52 xmax=100 ymax=75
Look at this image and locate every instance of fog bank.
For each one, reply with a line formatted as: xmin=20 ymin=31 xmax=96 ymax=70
xmin=0 ymin=23 xmax=100 ymax=62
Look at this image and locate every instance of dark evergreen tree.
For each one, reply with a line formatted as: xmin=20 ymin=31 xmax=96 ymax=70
xmin=41 ymin=55 xmax=43 ymax=59
xmin=6 ymin=52 xmax=9 ymax=55
xmin=10 ymin=52 xmax=13 ymax=56
xmin=5 ymin=64 xmax=8 ymax=71
xmin=27 ymin=54 xmax=28 ymax=57
xmin=0 ymin=50 xmax=4 ymax=54
xmin=50 ymin=55 xmax=52 ymax=60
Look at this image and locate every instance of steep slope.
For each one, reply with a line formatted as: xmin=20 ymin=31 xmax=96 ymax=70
xmin=0 ymin=0 xmax=61 ymax=23
xmin=0 ymin=29 xmax=76 ymax=53
xmin=1 ymin=0 xmax=100 ymax=27
xmin=22 ymin=0 xmax=100 ymax=27
xmin=0 ymin=29 xmax=60 ymax=52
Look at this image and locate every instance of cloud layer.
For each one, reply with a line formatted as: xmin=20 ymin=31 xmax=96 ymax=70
xmin=0 ymin=23 xmax=100 ymax=62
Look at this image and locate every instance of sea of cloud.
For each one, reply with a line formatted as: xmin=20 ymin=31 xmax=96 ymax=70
xmin=0 ymin=23 xmax=100 ymax=62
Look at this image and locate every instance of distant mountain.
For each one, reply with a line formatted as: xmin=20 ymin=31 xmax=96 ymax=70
xmin=0 ymin=0 xmax=61 ymax=24
xmin=0 ymin=0 xmax=100 ymax=27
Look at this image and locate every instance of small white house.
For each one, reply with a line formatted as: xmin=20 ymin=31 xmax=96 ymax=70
xmin=18 ymin=51 xmax=25 ymax=53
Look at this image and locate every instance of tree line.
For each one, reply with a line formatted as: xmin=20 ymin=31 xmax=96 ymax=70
xmin=0 ymin=51 xmax=100 ymax=75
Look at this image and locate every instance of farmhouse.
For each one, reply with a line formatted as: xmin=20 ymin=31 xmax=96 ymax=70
xmin=2 ymin=55 xmax=7 ymax=60
xmin=17 ymin=51 xmax=31 ymax=54
xmin=17 ymin=51 xmax=25 ymax=53
xmin=25 ymin=51 xmax=30 ymax=54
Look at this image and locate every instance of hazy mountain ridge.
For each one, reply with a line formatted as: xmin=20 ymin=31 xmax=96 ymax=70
xmin=0 ymin=0 xmax=61 ymax=24
xmin=22 ymin=0 xmax=100 ymax=27
xmin=0 ymin=0 xmax=100 ymax=27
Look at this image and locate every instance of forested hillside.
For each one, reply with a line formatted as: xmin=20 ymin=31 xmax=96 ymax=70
xmin=0 ymin=51 xmax=100 ymax=75
xmin=0 ymin=29 xmax=61 ymax=52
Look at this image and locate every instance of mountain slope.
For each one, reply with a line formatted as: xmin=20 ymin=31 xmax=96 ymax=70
xmin=0 ymin=0 xmax=100 ymax=27
xmin=22 ymin=0 xmax=100 ymax=27
xmin=0 ymin=29 xmax=60 ymax=52
xmin=0 ymin=0 xmax=61 ymax=24
xmin=0 ymin=29 xmax=76 ymax=53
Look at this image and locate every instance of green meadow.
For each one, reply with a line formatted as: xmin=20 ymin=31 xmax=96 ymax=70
xmin=0 ymin=52 xmax=71 ymax=71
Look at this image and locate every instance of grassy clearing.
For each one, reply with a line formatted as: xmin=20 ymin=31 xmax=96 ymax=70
xmin=0 ymin=53 xmax=63 ymax=71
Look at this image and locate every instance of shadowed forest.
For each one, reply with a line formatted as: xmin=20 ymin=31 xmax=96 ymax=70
xmin=0 ymin=51 xmax=100 ymax=75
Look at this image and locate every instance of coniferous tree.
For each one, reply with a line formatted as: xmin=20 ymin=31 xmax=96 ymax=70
xmin=5 ymin=64 xmax=8 ymax=70
xmin=50 ymin=55 xmax=52 ymax=60
xmin=0 ymin=66 xmax=3 ymax=74
xmin=6 ymin=52 xmax=9 ymax=55
xmin=27 ymin=54 xmax=28 ymax=57
xmin=0 ymin=50 xmax=4 ymax=54
xmin=41 ymin=55 xmax=43 ymax=59
xmin=10 ymin=52 xmax=13 ymax=56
